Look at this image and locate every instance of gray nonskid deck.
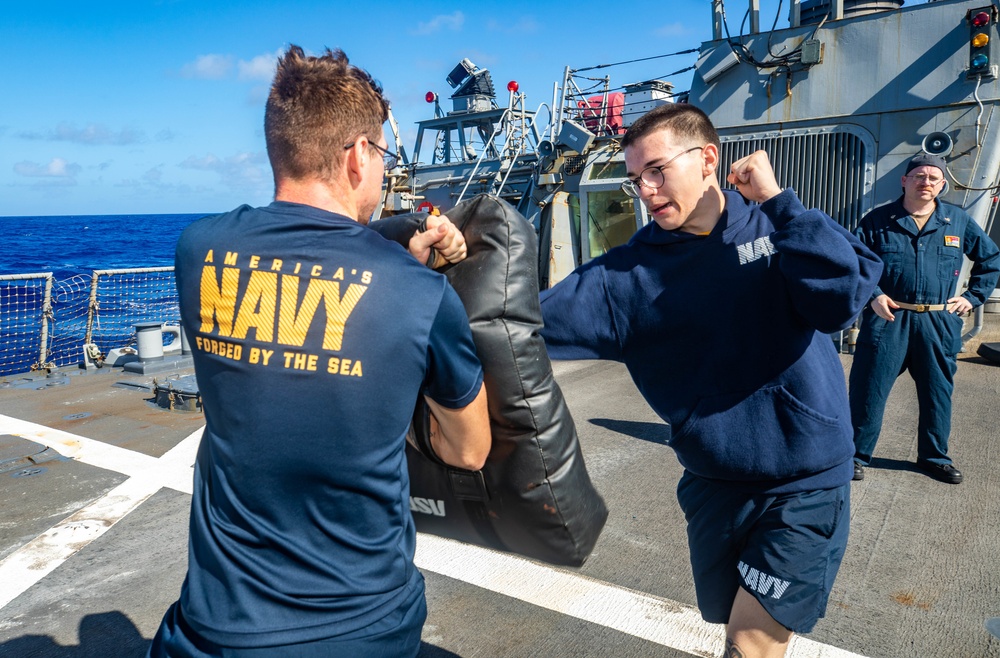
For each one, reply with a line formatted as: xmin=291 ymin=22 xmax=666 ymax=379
xmin=2 ymin=320 xmax=1000 ymax=657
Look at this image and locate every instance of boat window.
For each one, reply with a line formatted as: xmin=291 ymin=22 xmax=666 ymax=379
xmin=588 ymin=161 xmax=627 ymax=180
xmin=568 ymin=193 xmax=581 ymax=256
xmin=586 ymin=191 xmax=638 ymax=258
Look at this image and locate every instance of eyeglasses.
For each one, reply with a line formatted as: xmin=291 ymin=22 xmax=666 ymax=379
xmin=621 ymin=146 xmax=703 ymax=198
xmin=907 ymin=173 xmax=943 ymax=185
xmin=344 ymin=139 xmax=399 ymax=171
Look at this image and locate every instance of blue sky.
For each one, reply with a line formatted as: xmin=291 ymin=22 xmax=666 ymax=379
xmin=2 ymin=0 xmax=801 ymax=216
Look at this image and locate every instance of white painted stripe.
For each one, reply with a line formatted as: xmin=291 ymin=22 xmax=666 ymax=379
xmin=0 ymin=426 xmax=202 ymax=609
xmin=0 ymin=414 xmax=159 ymax=477
xmin=0 ymin=418 xmax=865 ymax=658
xmin=0 ymin=475 xmax=160 ymax=609
xmin=414 ymin=534 xmax=868 ymax=658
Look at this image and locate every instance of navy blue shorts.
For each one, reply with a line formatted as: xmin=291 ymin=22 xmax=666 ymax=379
xmin=676 ymin=471 xmax=850 ymax=633
xmin=147 ymin=589 xmax=426 ymax=658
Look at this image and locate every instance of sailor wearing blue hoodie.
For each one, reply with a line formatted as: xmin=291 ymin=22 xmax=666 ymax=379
xmin=539 ymin=103 xmax=882 ymax=658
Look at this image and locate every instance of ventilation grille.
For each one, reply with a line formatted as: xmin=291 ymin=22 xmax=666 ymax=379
xmin=719 ymin=128 xmax=874 ymax=231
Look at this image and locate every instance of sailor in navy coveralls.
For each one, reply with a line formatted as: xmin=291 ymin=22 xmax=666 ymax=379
xmin=849 ymin=153 xmax=1000 ymax=484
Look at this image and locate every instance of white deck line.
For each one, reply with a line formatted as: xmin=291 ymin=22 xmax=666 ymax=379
xmin=0 ymin=416 xmax=867 ymax=657
xmin=414 ymin=534 xmax=867 ymax=658
xmin=0 ymin=420 xmax=201 ymax=609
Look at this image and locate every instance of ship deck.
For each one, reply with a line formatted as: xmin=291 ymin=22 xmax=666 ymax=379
xmin=2 ymin=317 xmax=1000 ymax=657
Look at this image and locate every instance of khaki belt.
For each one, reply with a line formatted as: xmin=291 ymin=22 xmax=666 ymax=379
xmin=894 ymin=302 xmax=947 ymax=312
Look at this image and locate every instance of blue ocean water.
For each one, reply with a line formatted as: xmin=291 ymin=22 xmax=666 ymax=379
xmin=0 ymin=213 xmax=210 ymax=281
xmin=0 ymin=213 xmax=213 ymax=375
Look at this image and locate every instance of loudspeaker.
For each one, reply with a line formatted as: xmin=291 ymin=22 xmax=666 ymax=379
xmin=538 ymin=140 xmax=554 ymax=157
xmin=922 ymin=132 xmax=954 ymax=156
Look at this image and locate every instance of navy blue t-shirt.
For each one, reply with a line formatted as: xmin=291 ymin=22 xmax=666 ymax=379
xmin=172 ymin=201 xmax=483 ymax=646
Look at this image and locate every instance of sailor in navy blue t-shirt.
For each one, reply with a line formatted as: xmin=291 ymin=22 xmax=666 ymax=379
xmin=539 ymin=104 xmax=882 ymax=657
xmin=148 ymin=46 xmax=491 ymax=658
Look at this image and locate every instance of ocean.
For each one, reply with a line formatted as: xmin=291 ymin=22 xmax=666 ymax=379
xmin=0 ymin=213 xmax=210 ymax=281
xmin=0 ymin=213 xmax=211 ymax=375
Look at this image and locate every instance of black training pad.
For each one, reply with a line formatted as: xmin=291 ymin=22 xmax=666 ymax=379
xmin=372 ymin=195 xmax=608 ymax=567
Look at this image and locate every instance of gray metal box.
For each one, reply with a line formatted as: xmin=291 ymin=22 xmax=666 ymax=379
xmin=623 ymin=81 xmax=675 ymax=127
xmin=557 ymin=120 xmax=595 ymax=154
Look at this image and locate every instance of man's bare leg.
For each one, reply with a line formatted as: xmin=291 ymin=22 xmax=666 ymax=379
xmin=723 ymin=587 xmax=793 ymax=658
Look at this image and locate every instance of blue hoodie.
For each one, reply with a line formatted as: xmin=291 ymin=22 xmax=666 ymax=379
xmin=539 ymin=189 xmax=883 ymax=493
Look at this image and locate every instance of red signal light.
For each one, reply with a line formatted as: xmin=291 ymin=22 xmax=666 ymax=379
xmin=507 ymin=80 xmax=519 ymax=92
xmin=425 ymin=92 xmax=437 ymax=103
xmin=973 ymin=11 xmax=991 ymax=27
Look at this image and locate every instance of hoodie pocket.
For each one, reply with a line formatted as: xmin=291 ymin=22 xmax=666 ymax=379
xmin=670 ymin=386 xmax=846 ymax=481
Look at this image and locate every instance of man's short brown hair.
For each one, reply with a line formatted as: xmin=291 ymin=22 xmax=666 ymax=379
xmin=622 ymin=103 xmax=721 ymax=151
xmin=264 ymin=45 xmax=389 ymax=182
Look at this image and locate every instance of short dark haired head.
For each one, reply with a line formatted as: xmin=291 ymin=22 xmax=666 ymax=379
xmin=264 ymin=45 xmax=389 ymax=182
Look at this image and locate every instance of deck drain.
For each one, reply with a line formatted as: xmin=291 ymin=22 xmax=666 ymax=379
xmin=63 ymin=412 xmax=92 ymax=421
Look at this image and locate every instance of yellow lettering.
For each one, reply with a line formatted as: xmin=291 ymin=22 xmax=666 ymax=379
xmin=283 ymin=352 xmax=294 ymax=368
xmin=333 ymin=267 xmax=344 ymax=280
xmin=293 ymin=263 xmax=301 ymax=274
xmin=198 ymin=266 xmax=240 ymax=337
xmin=350 ymin=360 xmax=363 ymax=376
xmin=224 ymin=252 xmax=238 ymax=266
xmin=195 ymin=336 xmax=203 ymax=349
xmin=361 ymin=271 xmax=372 ymax=284
xmin=306 ymin=354 xmax=318 ymax=371
xmin=339 ymin=359 xmax=352 ymax=375
xmin=250 ymin=347 xmax=274 ymax=366
xmin=232 ymin=271 xmax=278 ymax=342
xmin=277 ymin=277 xmax=367 ymax=350
xmin=311 ymin=265 xmax=322 ymax=277
xmin=327 ymin=357 xmax=339 ymax=373
xmin=271 ymin=259 xmax=283 ymax=272
xmin=249 ymin=255 xmax=260 ymax=269
xmin=205 ymin=250 xmax=214 ymax=263
xmin=233 ymin=345 xmax=242 ymax=360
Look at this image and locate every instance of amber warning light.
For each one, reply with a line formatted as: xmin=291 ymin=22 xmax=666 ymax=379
xmin=507 ymin=80 xmax=519 ymax=92
xmin=425 ymin=92 xmax=437 ymax=103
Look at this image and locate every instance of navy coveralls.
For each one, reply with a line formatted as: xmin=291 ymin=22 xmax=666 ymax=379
xmin=849 ymin=197 xmax=1000 ymax=465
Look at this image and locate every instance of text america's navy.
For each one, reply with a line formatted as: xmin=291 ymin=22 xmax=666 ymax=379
xmin=173 ymin=201 xmax=483 ymax=646
xmin=539 ymin=190 xmax=883 ymax=493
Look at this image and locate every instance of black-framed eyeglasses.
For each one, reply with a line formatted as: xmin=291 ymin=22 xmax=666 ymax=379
xmin=343 ymin=139 xmax=399 ymax=171
xmin=621 ymin=146 xmax=704 ymax=198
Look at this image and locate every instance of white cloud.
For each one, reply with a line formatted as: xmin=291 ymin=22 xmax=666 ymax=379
xmin=181 ymin=54 xmax=234 ymax=79
xmin=179 ymin=151 xmax=270 ymax=191
xmin=655 ymin=22 xmax=693 ymax=38
xmin=19 ymin=122 xmax=143 ymax=145
xmin=238 ymin=51 xmax=280 ymax=81
xmin=14 ymin=158 xmax=82 ymax=178
xmin=411 ymin=11 xmax=464 ymax=36
xmin=143 ymin=166 xmax=164 ymax=183
xmin=486 ymin=17 xmax=539 ymax=34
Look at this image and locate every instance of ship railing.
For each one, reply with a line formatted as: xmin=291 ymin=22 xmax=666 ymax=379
xmin=0 ymin=267 xmax=179 ymax=377
xmin=455 ymin=97 xmax=540 ymax=205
